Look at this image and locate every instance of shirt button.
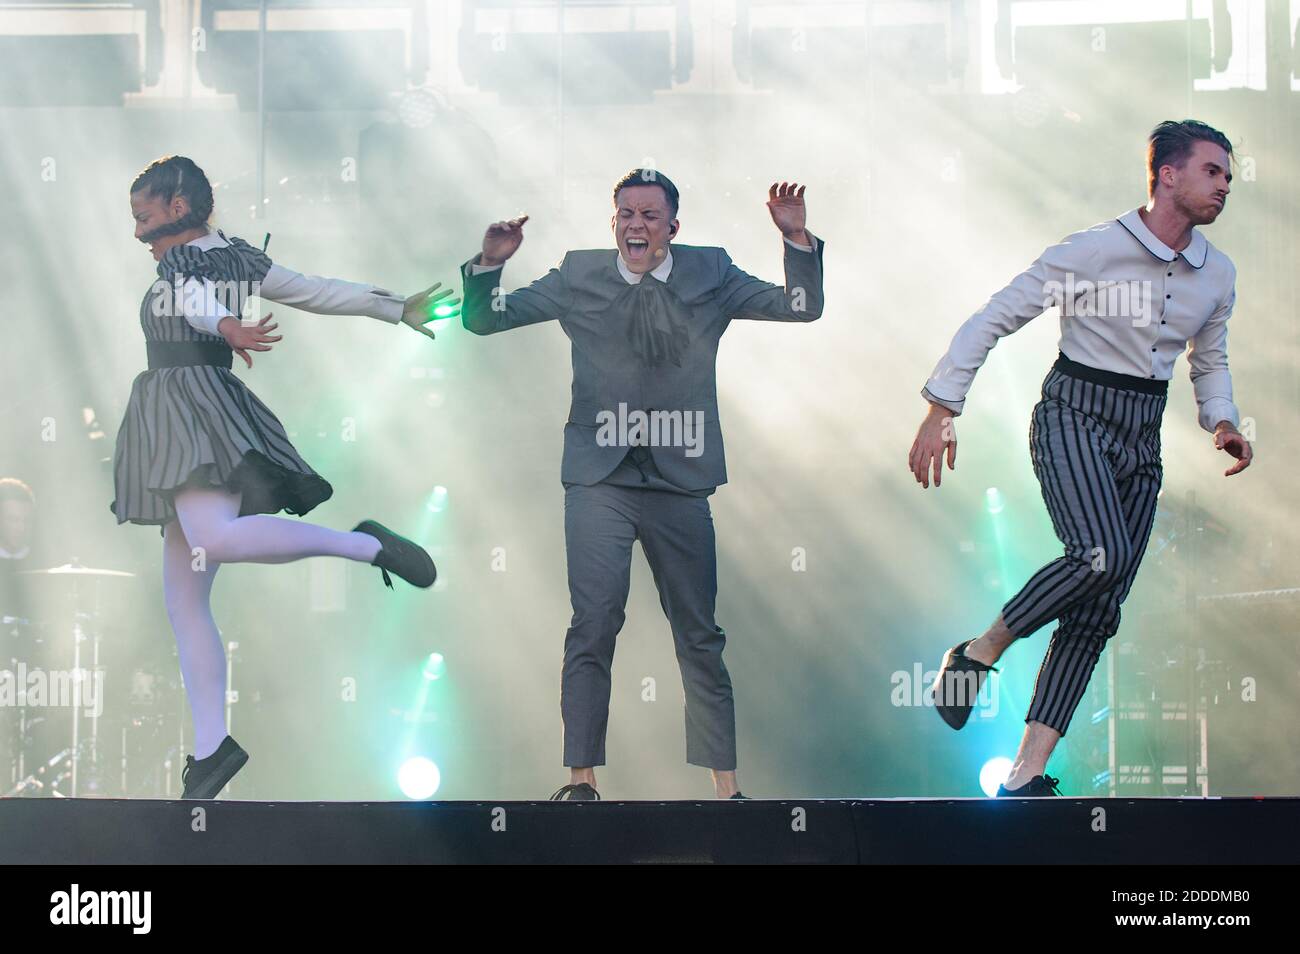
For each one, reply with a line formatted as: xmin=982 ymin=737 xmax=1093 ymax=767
xmin=1165 ymin=293 xmax=1171 ymax=299
xmin=1151 ymin=346 xmax=1157 ymax=351
xmin=1160 ymin=320 xmax=1166 ymax=324
xmin=1167 ymin=271 xmax=1173 ymax=277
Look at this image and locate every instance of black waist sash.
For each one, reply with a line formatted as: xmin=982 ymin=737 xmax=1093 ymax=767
xmin=1053 ymin=352 xmax=1167 ymax=396
xmin=146 ymin=341 xmax=233 ymax=371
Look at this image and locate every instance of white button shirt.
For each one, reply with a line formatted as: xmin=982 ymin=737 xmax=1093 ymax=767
xmin=922 ymin=209 xmax=1239 ymax=432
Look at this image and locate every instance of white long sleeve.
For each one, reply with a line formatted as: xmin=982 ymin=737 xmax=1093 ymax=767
xmin=922 ymin=232 xmax=1095 ymax=414
xmin=177 ymin=278 xmax=236 ymax=338
xmin=174 ymin=234 xmax=405 ymax=333
xmin=257 ymin=264 xmax=404 ymax=323
xmin=1187 ymin=280 xmax=1240 ymax=431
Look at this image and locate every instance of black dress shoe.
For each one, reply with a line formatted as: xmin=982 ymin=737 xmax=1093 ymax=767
xmin=996 ymin=774 xmax=1062 ymax=798
xmin=549 ymin=783 xmax=599 ymax=801
xmin=353 ymin=519 xmax=437 ymax=589
xmin=931 ymin=639 xmax=998 ymax=730
xmin=729 ymin=792 xmax=750 ymax=800
xmin=181 ymin=736 xmax=249 ymax=799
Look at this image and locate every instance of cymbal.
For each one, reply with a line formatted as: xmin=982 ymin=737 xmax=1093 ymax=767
xmin=19 ymin=563 xmax=136 ymax=579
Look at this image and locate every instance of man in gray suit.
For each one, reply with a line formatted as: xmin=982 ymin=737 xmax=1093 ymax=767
xmin=461 ymin=169 xmax=824 ymax=799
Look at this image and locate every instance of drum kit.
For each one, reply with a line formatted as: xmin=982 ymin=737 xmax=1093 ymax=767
xmin=1078 ymin=489 xmax=1298 ymax=796
xmin=1 ymin=562 xmax=193 ymax=798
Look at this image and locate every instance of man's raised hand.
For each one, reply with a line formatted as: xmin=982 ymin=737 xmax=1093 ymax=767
xmin=481 ymin=215 xmax=529 ymax=267
xmin=766 ymin=182 xmax=810 ymax=246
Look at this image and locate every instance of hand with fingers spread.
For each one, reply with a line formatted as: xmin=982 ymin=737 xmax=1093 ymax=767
xmin=481 ymin=214 xmax=530 ymax=268
xmin=909 ymin=402 xmax=958 ymax=489
xmin=401 ymin=283 xmax=460 ymax=340
xmin=218 ymin=313 xmax=281 ymax=369
xmin=767 ymin=181 xmax=810 ymax=247
xmin=1214 ymin=421 xmax=1253 ymax=477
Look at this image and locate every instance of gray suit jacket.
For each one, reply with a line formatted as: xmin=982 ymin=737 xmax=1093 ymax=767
xmin=461 ymin=237 xmax=825 ymax=490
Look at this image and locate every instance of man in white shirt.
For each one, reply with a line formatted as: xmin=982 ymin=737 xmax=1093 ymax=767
xmin=909 ymin=120 xmax=1253 ymax=796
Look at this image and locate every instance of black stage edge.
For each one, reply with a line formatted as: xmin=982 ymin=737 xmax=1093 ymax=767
xmin=2 ymin=797 xmax=1297 ymax=864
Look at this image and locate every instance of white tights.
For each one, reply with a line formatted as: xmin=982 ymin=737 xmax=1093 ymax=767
xmin=162 ymin=486 xmax=381 ymax=759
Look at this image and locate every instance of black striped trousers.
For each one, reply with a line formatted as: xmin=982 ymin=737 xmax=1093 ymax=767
xmin=1000 ymin=356 xmax=1167 ymax=735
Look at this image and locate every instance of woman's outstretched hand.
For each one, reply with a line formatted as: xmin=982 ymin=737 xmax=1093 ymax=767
xmin=401 ymin=283 xmax=460 ymax=339
xmin=219 ymin=313 xmax=281 ymax=369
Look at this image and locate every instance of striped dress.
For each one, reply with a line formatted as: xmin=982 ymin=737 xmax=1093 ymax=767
xmin=110 ymin=233 xmax=332 ymax=527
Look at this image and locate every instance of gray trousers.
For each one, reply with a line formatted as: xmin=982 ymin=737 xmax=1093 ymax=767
xmin=560 ymin=478 xmax=735 ymax=769
xmin=1001 ymin=361 xmax=1166 ymax=735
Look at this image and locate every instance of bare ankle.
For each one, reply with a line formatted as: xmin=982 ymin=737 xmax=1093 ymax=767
xmin=570 ymin=768 xmax=596 ymax=788
xmin=965 ymin=635 xmax=1001 ymax=666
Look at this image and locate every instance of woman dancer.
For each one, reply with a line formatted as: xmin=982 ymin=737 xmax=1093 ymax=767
xmin=112 ymin=155 xmax=450 ymax=799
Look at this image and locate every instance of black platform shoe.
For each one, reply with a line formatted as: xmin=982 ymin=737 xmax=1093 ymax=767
xmin=353 ymin=519 xmax=437 ymax=589
xmin=996 ymin=774 xmax=1062 ymax=798
xmin=549 ymin=783 xmax=600 ymax=801
xmin=729 ymin=792 xmax=751 ymax=800
xmin=931 ymin=639 xmax=998 ymax=730
xmin=181 ymin=736 xmax=249 ymax=799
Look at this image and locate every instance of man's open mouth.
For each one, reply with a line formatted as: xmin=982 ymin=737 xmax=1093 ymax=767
xmin=626 ymin=238 xmax=649 ymax=259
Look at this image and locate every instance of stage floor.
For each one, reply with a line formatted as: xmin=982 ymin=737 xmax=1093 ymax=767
xmin=2 ymin=796 xmax=1295 ymax=864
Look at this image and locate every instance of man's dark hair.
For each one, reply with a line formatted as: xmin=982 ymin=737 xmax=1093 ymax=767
xmin=0 ymin=478 xmax=35 ymax=507
xmin=130 ymin=155 xmax=215 ymax=235
xmin=1147 ymin=120 xmax=1234 ymax=198
xmin=613 ymin=168 xmax=680 ymax=218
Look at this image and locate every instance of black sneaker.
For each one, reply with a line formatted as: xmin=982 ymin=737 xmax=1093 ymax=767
xmin=729 ymin=792 xmax=750 ymax=800
xmin=996 ymin=774 xmax=1062 ymax=798
xmin=181 ymin=736 xmax=249 ymax=799
xmin=353 ymin=519 xmax=437 ymax=589
xmin=931 ymin=639 xmax=998 ymax=730
xmin=549 ymin=783 xmax=599 ymax=801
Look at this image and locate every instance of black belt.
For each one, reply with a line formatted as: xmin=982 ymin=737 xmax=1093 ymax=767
xmin=1053 ymin=352 xmax=1167 ymax=396
xmin=146 ymin=341 xmax=233 ymax=370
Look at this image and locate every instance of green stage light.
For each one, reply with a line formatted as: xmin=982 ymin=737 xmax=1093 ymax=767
xmin=985 ymin=487 xmax=1005 ymax=515
xmin=422 ymin=652 xmax=446 ymax=681
xmin=426 ymin=485 xmax=449 ymax=514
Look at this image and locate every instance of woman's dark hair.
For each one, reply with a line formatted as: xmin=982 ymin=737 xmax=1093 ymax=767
xmin=130 ymin=156 xmax=214 ymax=236
xmin=1146 ymin=120 xmax=1233 ymax=198
xmin=613 ymin=168 xmax=680 ymax=218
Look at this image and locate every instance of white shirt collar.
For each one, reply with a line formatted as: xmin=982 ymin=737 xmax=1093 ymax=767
xmin=1117 ymin=209 xmax=1208 ymax=269
xmin=185 ymin=230 xmax=228 ymax=251
xmin=616 ymin=248 xmax=673 ymax=285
